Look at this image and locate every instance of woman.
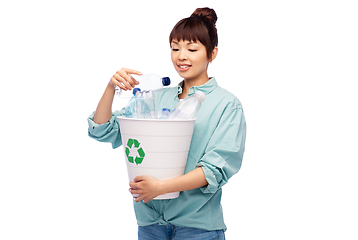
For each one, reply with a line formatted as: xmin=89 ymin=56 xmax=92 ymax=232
xmin=88 ymin=7 xmax=246 ymax=240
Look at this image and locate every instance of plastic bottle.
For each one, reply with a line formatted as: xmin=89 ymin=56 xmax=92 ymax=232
xmin=115 ymin=74 xmax=170 ymax=97
xmin=134 ymin=74 xmax=171 ymax=91
xmin=114 ymin=86 xmax=135 ymax=99
xmin=168 ymin=91 xmax=206 ymax=119
xmin=135 ymin=90 xmax=157 ymax=119
xmin=124 ymin=88 xmax=141 ymax=118
xmin=159 ymin=108 xmax=171 ymax=119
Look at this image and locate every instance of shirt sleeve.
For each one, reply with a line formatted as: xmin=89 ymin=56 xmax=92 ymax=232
xmin=196 ymin=107 xmax=246 ymax=193
xmin=87 ymin=109 xmax=125 ymax=149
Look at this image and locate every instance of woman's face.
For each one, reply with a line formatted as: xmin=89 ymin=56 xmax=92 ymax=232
xmin=170 ymin=40 xmax=210 ymax=81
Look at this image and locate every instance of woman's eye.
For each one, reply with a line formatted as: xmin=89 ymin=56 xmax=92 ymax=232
xmin=188 ymin=49 xmax=197 ymax=52
xmin=172 ymin=48 xmax=179 ymax=51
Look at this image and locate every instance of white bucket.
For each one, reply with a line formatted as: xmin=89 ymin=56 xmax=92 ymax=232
xmin=117 ymin=117 xmax=195 ymax=199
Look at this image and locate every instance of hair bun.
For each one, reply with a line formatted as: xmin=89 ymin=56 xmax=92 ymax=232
xmin=191 ymin=7 xmax=217 ymax=25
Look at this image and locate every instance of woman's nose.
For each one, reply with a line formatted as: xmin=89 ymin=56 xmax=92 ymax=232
xmin=179 ymin=51 xmax=187 ymax=61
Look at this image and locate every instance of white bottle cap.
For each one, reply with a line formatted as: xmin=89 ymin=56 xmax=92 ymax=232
xmin=194 ymin=91 xmax=206 ymax=102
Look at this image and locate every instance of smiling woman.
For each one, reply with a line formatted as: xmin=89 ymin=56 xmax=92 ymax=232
xmin=169 ymin=7 xmax=218 ymax=60
xmin=170 ymin=40 xmax=215 ymax=94
xmin=169 ymin=8 xmax=219 ymax=98
xmin=88 ymin=7 xmax=246 ymax=240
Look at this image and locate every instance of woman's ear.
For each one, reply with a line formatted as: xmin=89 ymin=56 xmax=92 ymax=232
xmin=210 ymin=47 xmax=218 ymax=62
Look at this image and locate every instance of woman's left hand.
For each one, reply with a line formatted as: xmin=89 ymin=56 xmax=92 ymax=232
xmin=129 ymin=175 xmax=165 ymax=203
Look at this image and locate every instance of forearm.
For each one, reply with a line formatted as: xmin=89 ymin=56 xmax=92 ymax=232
xmin=162 ymin=167 xmax=208 ymax=194
xmin=93 ymin=83 xmax=115 ymax=124
xmin=130 ymin=167 xmax=208 ymax=203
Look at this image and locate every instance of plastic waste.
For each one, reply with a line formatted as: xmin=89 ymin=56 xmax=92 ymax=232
xmin=168 ymin=91 xmax=206 ymax=119
xmin=115 ymin=74 xmax=170 ymax=97
xmin=114 ymin=86 xmax=135 ymax=99
xmin=159 ymin=108 xmax=171 ymax=119
xmin=125 ymin=88 xmax=141 ymax=118
xmin=135 ymin=90 xmax=157 ymax=119
xmin=134 ymin=74 xmax=171 ymax=91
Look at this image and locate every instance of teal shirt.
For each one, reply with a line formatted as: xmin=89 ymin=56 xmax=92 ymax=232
xmin=87 ymin=78 xmax=246 ymax=231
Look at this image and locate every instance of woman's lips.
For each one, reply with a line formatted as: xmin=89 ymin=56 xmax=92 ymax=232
xmin=177 ymin=64 xmax=191 ymax=72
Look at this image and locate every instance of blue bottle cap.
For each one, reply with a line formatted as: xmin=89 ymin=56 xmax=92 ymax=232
xmin=161 ymin=77 xmax=171 ymax=86
xmin=133 ymin=88 xmax=141 ymax=95
xmin=162 ymin=108 xmax=171 ymax=113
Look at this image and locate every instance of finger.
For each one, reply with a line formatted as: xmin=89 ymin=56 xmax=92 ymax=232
xmin=110 ymin=77 xmax=126 ymax=90
xmin=129 ymin=181 xmax=139 ymax=189
xmin=113 ymin=74 xmax=132 ymax=90
xmin=122 ymin=68 xmax=143 ymax=76
xmin=123 ymin=74 xmax=137 ymax=88
xmin=129 ymin=188 xmax=140 ymax=195
xmin=116 ymin=71 xmax=136 ymax=89
xmin=142 ymin=195 xmax=155 ymax=203
xmin=121 ymin=68 xmax=142 ymax=87
xmin=116 ymin=73 xmax=134 ymax=90
xmin=134 ymin=194 xmax=145 ymax=202
xmin=111 ymin=74 xmax=127 ymax=89
xmin=120 ymin=71 xmax=139 ymax=88
xmin=130 ymin=75 xmax=140 ymax=85
xmin=133 ymin=175 xmax=145 ymax=182
xmin=129 ymin=188 xmax=140 ymax=200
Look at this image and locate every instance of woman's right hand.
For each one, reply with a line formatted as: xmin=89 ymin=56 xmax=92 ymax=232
xmin=109 ymin=68 xmax=142 ymax=91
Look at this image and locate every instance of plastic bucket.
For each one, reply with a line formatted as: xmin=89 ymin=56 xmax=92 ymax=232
xmin=117 ymin=117 xmax=195 ymax=199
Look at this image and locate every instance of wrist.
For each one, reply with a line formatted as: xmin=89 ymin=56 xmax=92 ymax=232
xmin=159 ymin=179 xmax=171 ymax=195
xmin=108 ymin=81 xmax=116 ymax=91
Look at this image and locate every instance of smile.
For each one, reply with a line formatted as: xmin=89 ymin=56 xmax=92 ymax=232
xmin=177 ymin=64 xmax=191 ymax=72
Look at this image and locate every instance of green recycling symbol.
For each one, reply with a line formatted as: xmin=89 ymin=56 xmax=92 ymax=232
xmin=125 ymin=138 xmax=145 ymax=165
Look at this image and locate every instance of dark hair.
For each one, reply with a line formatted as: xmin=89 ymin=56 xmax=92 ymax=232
xmin=169 ymin=7 xmax=218 ymax=60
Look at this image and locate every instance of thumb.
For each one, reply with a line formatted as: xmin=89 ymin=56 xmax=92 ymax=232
xmin=133 ymin=175 xmax=145 ymax=182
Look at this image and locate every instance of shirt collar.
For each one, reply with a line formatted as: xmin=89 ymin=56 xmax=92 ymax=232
xmin=176 ymin=77 xmax=218 ymax=96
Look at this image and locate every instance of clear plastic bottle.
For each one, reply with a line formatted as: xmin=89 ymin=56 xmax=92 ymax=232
xmin=135 ymin=90 xmax=157 ymax=119
xmin=115 ymin=74 xmax=170 ymax=97
xmin=135 ymin=74 xmax=171 ymax=91
xmin=125 ymin=88 xmax=141 ymax=118
xmin=168 ymin=91 xmax=206 ymax=119
xmin=159 ymin=108 xmax=171 ymax=119
xmin=114 ymin=86 xmax=135 ymax=99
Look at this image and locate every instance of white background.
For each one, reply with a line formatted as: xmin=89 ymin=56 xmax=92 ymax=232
xmin=1 ymin=0 xmax=357 ymax=239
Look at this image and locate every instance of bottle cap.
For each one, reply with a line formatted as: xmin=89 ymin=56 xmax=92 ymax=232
xmin=194 ymin=91 xmax=206 ymax=102
xmin=133 ymin=88 xmax=141 ymax=95
xmin=162 ymin=77 xmax=171 ymax=86
xmin=162 ymin=108 xmax=171 ymax=113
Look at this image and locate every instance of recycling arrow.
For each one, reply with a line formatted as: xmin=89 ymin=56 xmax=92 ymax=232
xmin=125 ymin=138 xmax=145 ymax=165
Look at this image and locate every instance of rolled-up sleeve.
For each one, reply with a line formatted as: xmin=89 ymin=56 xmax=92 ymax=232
xmin=87 ymin=109 xmax=124 ymax=149
xmin=197 ymin=107 xmax=246 ymax=193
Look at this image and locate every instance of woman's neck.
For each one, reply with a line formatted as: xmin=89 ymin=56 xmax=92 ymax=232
xmin=179 ymin=72 xmax=209 ymax=99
